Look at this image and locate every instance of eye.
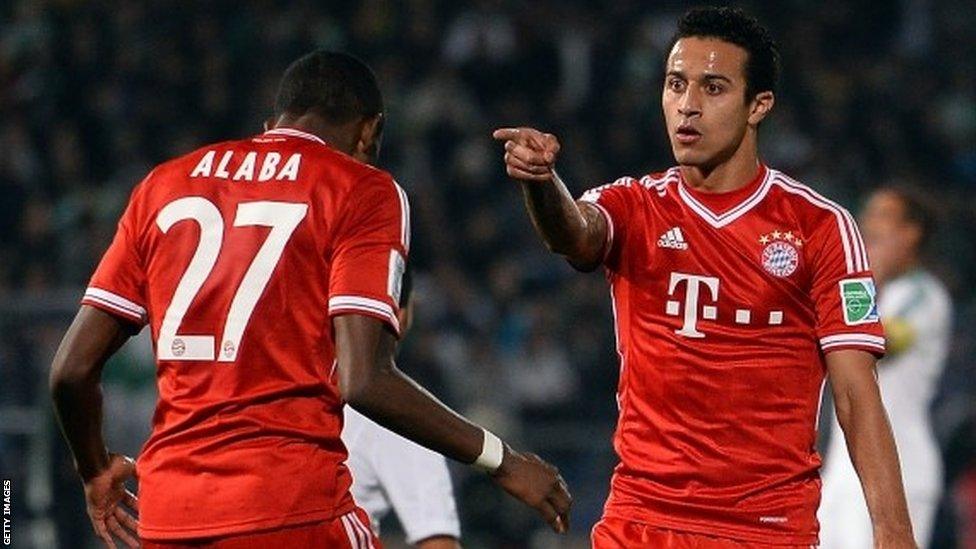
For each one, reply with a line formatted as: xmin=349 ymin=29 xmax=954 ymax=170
xmin=705 ymin=82 xmax=724 ymax=95
xmin=667 ymin=78 xmax=686 ymax=92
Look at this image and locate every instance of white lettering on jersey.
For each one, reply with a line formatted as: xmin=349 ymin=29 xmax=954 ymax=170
xmin=258 ymin=152 xmax=282 ymax=181
xmin=187 ymin=150 xmax=301 ymax=182
xmin=190 ymin=151 xmax=216 ymax=178
xmin=277 ymin=153 xmax=302 ymax=181
xmin=667 ymin=272 xmax=720 ymax=338
xmin=232 ymin=152 xmax=257 ymax=181
xmin=215 ymin=151 xmax=233 ymax=178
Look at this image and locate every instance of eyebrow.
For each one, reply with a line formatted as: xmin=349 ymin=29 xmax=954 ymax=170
xmin=666 ymin=70 xmax=733 ymax=83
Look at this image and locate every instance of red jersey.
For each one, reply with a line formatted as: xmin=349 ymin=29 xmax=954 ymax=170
xmin=579 ymin=164 xmax=885 ymax=545
xmin=81 ymin=127 xmax=410 ymax=540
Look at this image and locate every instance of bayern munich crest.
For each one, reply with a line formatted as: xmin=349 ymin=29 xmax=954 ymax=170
xmin=759 ymin=230 xmax=802 ymax=277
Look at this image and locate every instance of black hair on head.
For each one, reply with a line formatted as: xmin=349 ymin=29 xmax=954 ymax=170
xmin=669 ymin=6 xmax=780 ymax=100
xmin=274 ymin=50 xmax=383 ymax=124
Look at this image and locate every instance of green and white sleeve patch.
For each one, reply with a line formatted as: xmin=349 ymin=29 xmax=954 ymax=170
xmin=839 ymin=277 xmax=880 ymax=325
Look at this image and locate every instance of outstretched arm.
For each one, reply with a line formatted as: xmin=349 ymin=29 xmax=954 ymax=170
xmin=334 ymin=314 xmax=572 ymax=533
xmin=492 ymin=127 xmax=607 ymax=269
xmin=50 ymin=305 xmax=140 ymax=548
xmin=827 ymin=350 xmax=916 ymax=548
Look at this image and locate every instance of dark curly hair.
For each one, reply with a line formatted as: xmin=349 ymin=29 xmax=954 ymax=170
xmin=274 ymin=50 xmax=383 ymax=124
xmin=668 ymin=6 xmax=780 ymax=101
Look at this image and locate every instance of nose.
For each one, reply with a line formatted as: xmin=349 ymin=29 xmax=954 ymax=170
xmin=678 ymin=85 xmax=702 ymax=117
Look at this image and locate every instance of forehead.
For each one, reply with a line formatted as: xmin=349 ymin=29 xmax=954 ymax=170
xmin=865 ymin=191 xmax=906 ymax=217
xmin=667 ymin=36 xmax=748 ymax=79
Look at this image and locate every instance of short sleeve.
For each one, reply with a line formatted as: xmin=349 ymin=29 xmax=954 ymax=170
xmin=578 ymin=177 xmax=641 ymax=270
xmin=81 ymin=198 xmax=149 ymax=326
xmin=328 ymin=173 xmax=409 ymax=336
xmin=809 ymin=209 xmax=886 ymax=356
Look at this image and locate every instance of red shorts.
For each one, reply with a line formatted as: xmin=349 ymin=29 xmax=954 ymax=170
xmin=141 ymin=509 xmax=381 ymax=549
xmin=591 ymin=517 xmax=812 ymax=548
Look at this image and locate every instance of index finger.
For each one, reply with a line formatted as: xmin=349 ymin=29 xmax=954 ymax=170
xmin=492 ymin=128 xmax=521 ymax=141
xmin=536 ymin=500 xmax=565 ymax=534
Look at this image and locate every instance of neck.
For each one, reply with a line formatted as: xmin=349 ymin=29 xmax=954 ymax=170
xmin=680 ymin=131 xmax=760 ymax=193
xmin=878 ymin=257 xmax=920 ymax=288
xmin=272 ymin=114 xmax=356 ymax=155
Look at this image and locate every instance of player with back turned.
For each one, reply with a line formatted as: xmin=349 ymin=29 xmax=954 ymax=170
xmin=49 ymin=51 xmax=571 ymax=549
xmin=494 ymin=7 xmax=916 ymax=548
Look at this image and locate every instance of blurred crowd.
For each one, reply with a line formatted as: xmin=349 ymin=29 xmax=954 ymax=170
xmin=1 ymin=1 xmax=975 ymax=547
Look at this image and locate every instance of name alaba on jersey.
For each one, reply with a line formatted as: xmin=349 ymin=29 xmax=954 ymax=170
xmin=81 ymin=127 xmax=410 ymax=541
xmin=579 ymin=164 xmax=885 ymax=545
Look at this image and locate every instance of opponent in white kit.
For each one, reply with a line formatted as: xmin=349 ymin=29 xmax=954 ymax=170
xmin=819 ymin=187 xmax=952 ymax=548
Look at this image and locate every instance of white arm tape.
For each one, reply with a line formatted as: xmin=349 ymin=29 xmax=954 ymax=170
xmin=474 ymin=428 xmax=504 ymax=472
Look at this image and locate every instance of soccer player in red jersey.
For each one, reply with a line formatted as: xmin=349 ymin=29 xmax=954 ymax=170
xmin=494 ymin=7 xmax=916 ymax=548
xmin=49 ymin=51 xmax=571 ymax=549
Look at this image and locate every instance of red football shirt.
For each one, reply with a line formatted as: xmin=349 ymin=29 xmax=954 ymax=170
xmin=81 ymin=127 xmax=410 ymax=540
xmin=580 ymin=164 xmax=885 ymax=545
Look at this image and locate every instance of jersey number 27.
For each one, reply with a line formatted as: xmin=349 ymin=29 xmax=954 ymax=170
xmin=155 ymin=197 xmax=308 ymax=362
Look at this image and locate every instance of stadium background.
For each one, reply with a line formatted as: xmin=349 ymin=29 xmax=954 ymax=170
xmin=1 ymin=1 xmax=975 ymax=547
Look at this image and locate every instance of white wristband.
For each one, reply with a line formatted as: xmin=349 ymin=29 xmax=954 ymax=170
xmin=474 ymin=428 xmax=504 ymax=472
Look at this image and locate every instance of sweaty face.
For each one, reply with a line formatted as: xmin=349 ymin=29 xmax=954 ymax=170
xmin=662 ymin=37 xmax=754 ymax=169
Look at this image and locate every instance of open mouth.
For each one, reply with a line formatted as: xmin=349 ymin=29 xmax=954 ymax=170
xmin=675 ymin=125 xmax=702 ymax=144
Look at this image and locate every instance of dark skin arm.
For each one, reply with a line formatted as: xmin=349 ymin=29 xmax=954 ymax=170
xmin=827 ymin=350 xmax=916 ymax=548
xmin=334 ymin=314 xmax=571 ymax=533
xmin=492 ymin=127 xmax=607 ymax=270
xmin=415 ymin=535 xmax=460 ymax=549
xmin=50 ymin=305 xmax=140 ymax=549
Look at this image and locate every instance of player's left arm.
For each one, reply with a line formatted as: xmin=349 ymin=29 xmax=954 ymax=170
xmin=826 ymin=350 xmax=916 ymax=548
xmin=810 ymin=203 xmax=916 ymax=547
xmin=50 ymin=305 xmax=140 ymax=549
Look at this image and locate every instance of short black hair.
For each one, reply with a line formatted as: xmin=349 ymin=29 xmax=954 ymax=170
xmin=274 ymin=50 xmax=383 ymax=124
xmin=669 ymin=6 xmax=780 ymax=100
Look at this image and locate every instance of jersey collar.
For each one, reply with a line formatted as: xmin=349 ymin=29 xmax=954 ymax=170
xmin=263 ymin=127 xmax=327 ymax=145
xmin=676 ymin=164 xmax=772 ymax=228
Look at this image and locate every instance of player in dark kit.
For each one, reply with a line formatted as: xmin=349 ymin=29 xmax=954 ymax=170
xmin=50 ymin=51 xmax=571 ymax=548
xmin=494 ymin=7 xmax=916 ymax=549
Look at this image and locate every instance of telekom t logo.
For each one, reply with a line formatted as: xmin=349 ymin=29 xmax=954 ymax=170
xmin=665 ymin=271 xmax=785 ymax=337
xmin=666 ymin=272 xmax=720 ymax=338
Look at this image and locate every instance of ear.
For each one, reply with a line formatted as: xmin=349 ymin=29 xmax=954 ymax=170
xmin=356 ymin=114 xmax=385 ymax=160
xmin=748 ymin=91 xmax=775 ymax=126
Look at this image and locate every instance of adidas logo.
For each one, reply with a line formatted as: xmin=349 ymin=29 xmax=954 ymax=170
xmin=657 ymin=227 xmax=689 ymax=250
